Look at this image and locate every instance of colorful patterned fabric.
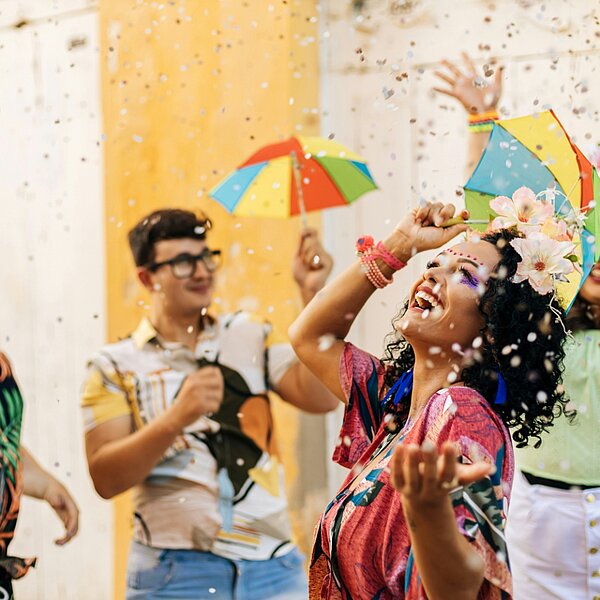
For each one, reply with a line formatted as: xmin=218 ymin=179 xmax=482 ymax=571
xmin=309 ymin=343 xmax=514 ymax=600
xmin=81 ymin=314 xmax=298 ymax=560
xmin=0 ymin=354 xmax=36 ymax=598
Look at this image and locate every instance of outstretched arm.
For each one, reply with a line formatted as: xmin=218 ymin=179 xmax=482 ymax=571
xmin=390 ymin=442 xmax=493 ymax=600
xmin=278 ymin=229 xmax=340 ymax=412
xmin=433 ymin=52 xmax=503 ymax=177
xmin=21 ymin=447 xmax=79 ymax=545
xmin=289 ymin=204 xmax=468 ymax=401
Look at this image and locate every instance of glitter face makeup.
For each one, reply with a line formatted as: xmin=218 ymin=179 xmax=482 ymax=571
xmin=401 ymin=239 xmax=501 ymax=355
xmin=444 ymin=247 xmax=486 ymax=267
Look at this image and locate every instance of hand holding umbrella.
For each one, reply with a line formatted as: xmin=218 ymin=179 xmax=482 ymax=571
xmin=293 ymin=229 xmax=334 ymax=305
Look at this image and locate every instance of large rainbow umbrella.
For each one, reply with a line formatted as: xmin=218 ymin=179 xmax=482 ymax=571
xmin=209 ymin=136 xmax=377 ymax=225
xmin=465 ymin=110 xmax=599 ymax=310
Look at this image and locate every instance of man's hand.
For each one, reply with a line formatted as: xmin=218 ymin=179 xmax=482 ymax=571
xmin=433 ymin=52 xmax=503 ymax=114
xmin=293 ymin=228 xmax=334 ymax=305
xmin=169 ymin=366 xmax=224 ymax=430
xmin=43 ymin=479 xmax=79 ymax=545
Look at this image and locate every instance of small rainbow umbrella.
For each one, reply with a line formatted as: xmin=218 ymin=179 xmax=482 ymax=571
xmin=209 ymin=136 xmax=377 ymax=225
xmin=464 ymin=110 xmax=599 ymax=310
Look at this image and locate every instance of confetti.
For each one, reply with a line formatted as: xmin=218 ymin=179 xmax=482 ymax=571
xmin=318 ymin=334 xmax=336 ymax=351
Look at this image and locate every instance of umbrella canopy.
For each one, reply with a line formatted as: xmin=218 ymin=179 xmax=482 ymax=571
xmin=464 ymin=110 xmax=599 ymax=311
xmin=209 ymin=136 xmax=377 ymax=221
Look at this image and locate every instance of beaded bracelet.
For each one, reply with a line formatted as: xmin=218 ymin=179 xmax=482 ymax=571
xmin=355 ymin=236 xmax=405 ymax=289
xmin=361 ymin=254 xmax=393 ymax=288
xmin=468 ymin=109 xmax=499 ymax=133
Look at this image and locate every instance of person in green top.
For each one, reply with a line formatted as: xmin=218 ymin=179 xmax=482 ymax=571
xmin=505 ymin=267 xmax=600 ymax=599
xmin=434 ymin=53 xmax=600 ymax=599
xmin=0 ymin=353 xmax=79 ymax=599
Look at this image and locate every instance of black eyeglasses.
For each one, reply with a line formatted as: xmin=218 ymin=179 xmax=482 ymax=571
xmin=146 ymin=249 xmax=222 ymax=279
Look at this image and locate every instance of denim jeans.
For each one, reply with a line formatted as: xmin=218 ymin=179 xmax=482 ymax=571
xmin=126 ymin=541 xmax=308 ymax=599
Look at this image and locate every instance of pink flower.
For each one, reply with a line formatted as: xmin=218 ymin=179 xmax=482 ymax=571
xmin=510 ymin=233 xmax=576 ymax=295
xmin=490 ymin=186 xmax=554 ymax=231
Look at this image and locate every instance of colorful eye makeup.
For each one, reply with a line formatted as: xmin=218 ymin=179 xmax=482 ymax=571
xmin=458 ymin=269 xmax=479 ymax=289
xmin=425 ymin=260 xmax=481 ymax=289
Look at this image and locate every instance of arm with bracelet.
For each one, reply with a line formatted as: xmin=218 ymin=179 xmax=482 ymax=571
xmin=433 ymin=52 xmax=503 ymax=177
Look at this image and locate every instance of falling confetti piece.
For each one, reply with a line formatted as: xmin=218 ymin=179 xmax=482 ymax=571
xmin=318 ymin=334 xmax=336 ymax=351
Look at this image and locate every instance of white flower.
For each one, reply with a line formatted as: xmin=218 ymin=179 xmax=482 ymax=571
xmin=490 ymin=186 xmax=554 ymax=232
xmin=510 ymin=233 xmax=576 ymax=295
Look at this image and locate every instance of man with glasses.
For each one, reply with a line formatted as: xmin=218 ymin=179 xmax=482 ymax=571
xmin=80 ymin=208 xmax=337 ymax=599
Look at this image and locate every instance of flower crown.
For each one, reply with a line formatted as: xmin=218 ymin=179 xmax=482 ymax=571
xmin=487 ymin=186 xmax=585 ymax=298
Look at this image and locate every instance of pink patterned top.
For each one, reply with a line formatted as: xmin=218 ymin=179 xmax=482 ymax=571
xmin=309 ymin=343 xmax=514 ymax=600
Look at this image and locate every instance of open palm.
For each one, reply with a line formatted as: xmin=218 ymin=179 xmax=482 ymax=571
xmin=433 ymin=52 xmax=502 ymax=114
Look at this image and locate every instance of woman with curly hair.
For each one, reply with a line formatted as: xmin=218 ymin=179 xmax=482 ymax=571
xmin=289 ymin=200 xmax=571 ymax=599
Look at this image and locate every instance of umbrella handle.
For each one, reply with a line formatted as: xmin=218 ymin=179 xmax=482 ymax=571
xmin=441 ymin=217 xmax=489 ymax=228
xmin=291 ymin=151 xmax=308 ymax=228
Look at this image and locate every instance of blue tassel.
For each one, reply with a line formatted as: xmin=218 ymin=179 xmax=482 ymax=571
xmin=217 ymin=467 xmax=235 ymax=532
xmin=381 ymin=369 xmax=413 ymax=408
xmin=494 ymin=370 xmax=507 ymax=405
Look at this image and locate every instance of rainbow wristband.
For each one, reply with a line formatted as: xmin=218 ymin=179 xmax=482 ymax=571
xmin=468 ymin=110 xmax=498 ymax=133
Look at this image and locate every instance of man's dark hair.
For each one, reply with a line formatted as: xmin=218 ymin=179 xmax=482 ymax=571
xmin=128 ymin=209 xmax=212 ymax=267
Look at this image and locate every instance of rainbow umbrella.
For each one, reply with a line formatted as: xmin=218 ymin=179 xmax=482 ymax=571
xmin=209 ymin=136 xmax=377 ymax=225
xmin=464 ymin=110 xmax=599 ymax=310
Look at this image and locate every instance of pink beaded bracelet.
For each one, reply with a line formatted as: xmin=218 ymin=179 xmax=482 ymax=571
xmin=360 ymin=254 xmax=393 ymax=288
xmin=355 ymin=235 xmax=406 ymax=289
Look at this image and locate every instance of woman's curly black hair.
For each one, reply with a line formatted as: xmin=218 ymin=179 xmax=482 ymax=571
xmin=382 ymin=228 xmax=574 ymax=448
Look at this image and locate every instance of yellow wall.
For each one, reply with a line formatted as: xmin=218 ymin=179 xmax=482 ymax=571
xmin=99 ymin=1 xmax=321 ymax=597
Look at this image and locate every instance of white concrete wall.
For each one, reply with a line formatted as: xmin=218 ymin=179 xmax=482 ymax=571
xmin=0 ymin=1 xmax=112 ymax=598
xmin=320 ymin=0 xmax=600 ymax=494
xmin=0 ymin=0 xmax=598 ymax=594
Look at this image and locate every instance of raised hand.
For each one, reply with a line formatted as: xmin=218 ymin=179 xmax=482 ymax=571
xmin=433 ymin=52 xmax=503 ymax=115
xmin=293 ymin=228 xmax=334 ymax=304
